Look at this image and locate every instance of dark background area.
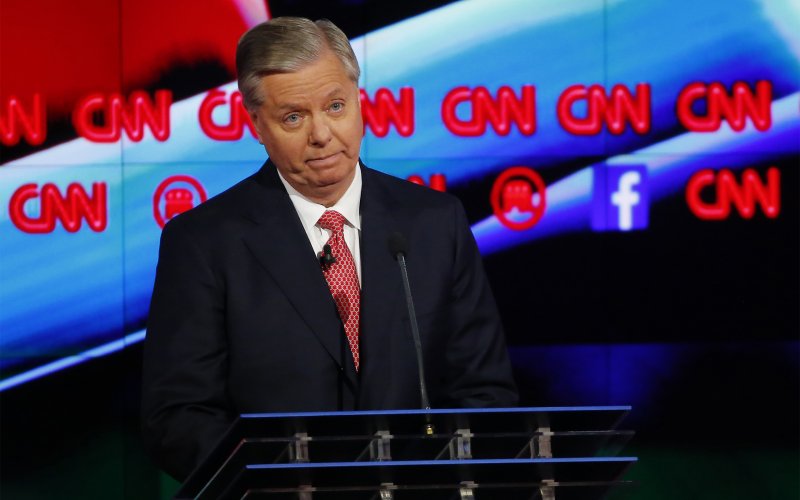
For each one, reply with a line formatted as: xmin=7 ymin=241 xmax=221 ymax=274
xmin=481 ymin=158 xmax=798 ymax=345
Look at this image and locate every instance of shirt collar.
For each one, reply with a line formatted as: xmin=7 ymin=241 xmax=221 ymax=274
xmin=276 ymin=162 xmax=362 ymax=230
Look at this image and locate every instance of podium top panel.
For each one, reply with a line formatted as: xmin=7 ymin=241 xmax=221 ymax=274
xmin=241 ymin=406 xmax=631 ymax=419
xmin=236 ymin=406 xmax=631 ymax=437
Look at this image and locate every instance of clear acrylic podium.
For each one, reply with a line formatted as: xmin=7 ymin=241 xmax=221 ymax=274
xmin=176 ymin=406 xmax=636 ymax=499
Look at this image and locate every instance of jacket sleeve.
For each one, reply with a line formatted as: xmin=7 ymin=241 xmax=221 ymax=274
xmin=141 ymin=218 xmax=234 ymax=482
xmin=442 ymin=200 xmax=519 ymax=407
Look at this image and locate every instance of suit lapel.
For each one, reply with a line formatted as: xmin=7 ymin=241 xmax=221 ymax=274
xmin=358 ymin=165 xmax=406 ymax=408
xmin=240 ymin=162 xmax=356 ymax=387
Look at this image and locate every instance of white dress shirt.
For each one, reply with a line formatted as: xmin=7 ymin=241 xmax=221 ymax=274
xmin=276 ymin=164 xmax=362 ymax=285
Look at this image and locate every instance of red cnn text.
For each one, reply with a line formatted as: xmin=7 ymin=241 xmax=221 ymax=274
xmin=442 ymin=85 xmax=536 ymax=137
xmin=9 ymin=182 xmax=108 ymax=233
xmin=557 ymin=83 xmax=651 ymax=135
xmin=361 ymin=88 xmax=415 ymax=137
xmin=677 ymin=81 xmax=772 ymax=132
xmin=686 ymin=167 xmax=780 ymax=220
xmin=199 ymin=89 xmax=256 ymax=140
xmin=1 ymin=94 xmax=46 ymax=147
xmin=73 ymin=90 xmax=172 ymax=142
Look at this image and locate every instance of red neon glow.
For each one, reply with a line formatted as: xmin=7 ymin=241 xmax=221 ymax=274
xmin=153 ymin=175 xmax=208 ymax=228
xmin=686 ymin=167 xmax=780 ymax=220
xmin=406 ymin=173 xmax=447 ymax=192
xmin=1 ymin=0 xmax=263 ymax=139
xmin=198 ymin=89 xmax=256 ymax=141
xmin=490 ymin=167 xmax=546 ymax=231
xmin=677 ymin=80 xmax=772 ymax=132
xmin=72 ymin=90 xmax=172 ymax=142
xmin=164 ymin=189 xmax=194 ymax=219
xmin=502 ymin=180 xmax=536 ymax=212
xmin=442 ymin=85 xmax=536 ymax=137
xmin=557 ymin=83 xmax=651 ymax=135
xmin=0 ymin=94 xmax=46 ymax=146
xmin=361 ymin=88 xmax=415 ymax=137
xmin=9 ymin=182 xmax=108 ymax=233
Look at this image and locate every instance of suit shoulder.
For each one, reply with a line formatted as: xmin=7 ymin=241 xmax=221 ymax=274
xmin=364 ymin=166 xmax=462 ymax=211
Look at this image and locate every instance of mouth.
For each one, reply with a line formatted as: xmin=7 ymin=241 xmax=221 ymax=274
xmin=306 ymin=152 xmax=343 ymax=168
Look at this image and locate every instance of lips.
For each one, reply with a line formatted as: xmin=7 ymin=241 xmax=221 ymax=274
xmin=306 ymin=152 xmax=342 ymax=168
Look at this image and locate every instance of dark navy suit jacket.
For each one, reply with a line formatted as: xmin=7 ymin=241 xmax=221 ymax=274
xmin=141 ymin=161 xmax=518 ymax=481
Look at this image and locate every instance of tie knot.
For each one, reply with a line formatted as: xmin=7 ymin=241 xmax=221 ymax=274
xmin=317 ymin=210 xmax=346 ymax=233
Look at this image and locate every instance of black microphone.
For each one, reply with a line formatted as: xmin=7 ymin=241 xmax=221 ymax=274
xmin=319 ymin=244 xmax=336 ymax=268
xmin=388 ymin=232 xmax=434 ymax=435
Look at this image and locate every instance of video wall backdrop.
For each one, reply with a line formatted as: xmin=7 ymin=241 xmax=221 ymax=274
xmin=1 ymin=0 xmax=798 ymax=498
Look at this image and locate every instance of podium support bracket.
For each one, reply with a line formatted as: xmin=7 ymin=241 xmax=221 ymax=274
xmin=378 ymin=482 xmax=396 ymax=499
xmin=459 ymin=480 xmax=477 ymax=499
xmin=370 ymin=430 xmax=393 ymax=461
xmin=532 ymin=426 xmax=553 ymax=458
xmin=436 ymin=427 xmax=474 ymax=460
xmin=539 ymin=479 xmax=557 ymax=500
xmin=289 ymin=432 xmax=310 ymax=463
xmin=296 ymin=485 xmax=313 ymax=500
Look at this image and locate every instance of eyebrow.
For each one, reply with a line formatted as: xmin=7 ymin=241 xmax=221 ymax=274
xmin=275 ymin=102 xmax=303 ymax=112
xmin=272 ymin=86 xmax=348 ymax=113
xmin=324 ymin=86 xmax=346 ymax=99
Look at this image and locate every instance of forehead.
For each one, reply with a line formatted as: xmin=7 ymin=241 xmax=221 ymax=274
xmin=259 ymin=51 xmax=356 ymax=108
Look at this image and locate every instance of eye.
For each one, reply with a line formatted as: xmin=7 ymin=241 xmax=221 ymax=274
xmin=284 ymin=113 xmax=301 ymax=124
xmin=329 ymin=102 xmax=344 ymax=113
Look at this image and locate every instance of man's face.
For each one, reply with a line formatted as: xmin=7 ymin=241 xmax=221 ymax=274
xmin=249 ymin=49 xmax=363 ymax=206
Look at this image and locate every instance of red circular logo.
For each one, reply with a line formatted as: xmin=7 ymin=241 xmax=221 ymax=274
xmin=153 ymin=175 xmax=208 ymax=228
xmin=490 ymin=166 xmax=546 ymax=231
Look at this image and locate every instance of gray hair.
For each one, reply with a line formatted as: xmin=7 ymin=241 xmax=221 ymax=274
xmin=236 ymin=17 xmax=361 ymax=110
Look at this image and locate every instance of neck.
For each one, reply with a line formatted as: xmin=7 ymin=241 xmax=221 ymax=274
xmin=301 ymin=180 xmax=350 ymax=208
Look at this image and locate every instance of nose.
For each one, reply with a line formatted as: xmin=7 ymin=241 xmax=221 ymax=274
xmin=308 ymin=115 xmax=332 ymax=146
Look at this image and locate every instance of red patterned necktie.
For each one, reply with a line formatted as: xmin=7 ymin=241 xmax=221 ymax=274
xmin=317 ymin=210 xmax=361 ymax=371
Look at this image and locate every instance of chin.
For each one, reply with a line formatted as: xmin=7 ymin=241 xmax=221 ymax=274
xmin=315 ymin=173 xmax=349 ymax=189
xmin=322 ymin=163 xmax=355 ymax=180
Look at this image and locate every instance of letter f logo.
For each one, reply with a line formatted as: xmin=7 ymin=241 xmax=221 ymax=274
xmin=592 ymin=164 xmax=649 ymax=232
xmin=611 ymin=171 xmax=641 ymax=231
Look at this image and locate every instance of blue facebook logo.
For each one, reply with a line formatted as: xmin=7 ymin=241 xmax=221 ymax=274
xmin=592 ymin=164 xmax=649 ymax=231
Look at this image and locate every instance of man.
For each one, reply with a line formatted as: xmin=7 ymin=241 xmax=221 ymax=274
xmin=142 ymin=17 xmax=517 ymax=482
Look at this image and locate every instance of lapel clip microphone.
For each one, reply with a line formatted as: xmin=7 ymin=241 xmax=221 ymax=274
xmin=319 ymin=244 xmax=337 ymax=268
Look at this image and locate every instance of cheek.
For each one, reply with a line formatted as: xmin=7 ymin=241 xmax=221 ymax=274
xmin=342 ymin=117 xmax=364 ymax=150
xmin=266 ymin=133 xmax=304 ymax=162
